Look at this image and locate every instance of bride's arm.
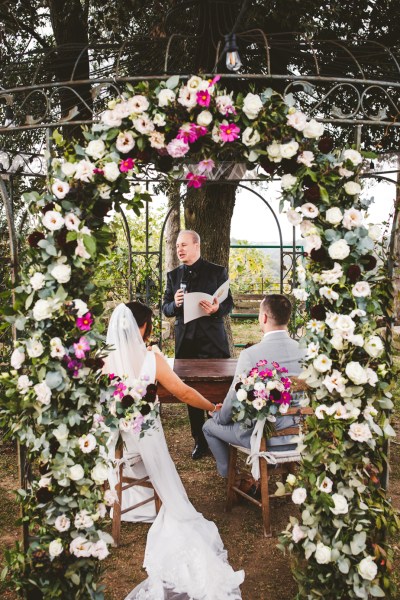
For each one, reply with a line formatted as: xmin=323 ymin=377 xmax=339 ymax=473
xmin=155 ymin=354 xmax=217 ymax=412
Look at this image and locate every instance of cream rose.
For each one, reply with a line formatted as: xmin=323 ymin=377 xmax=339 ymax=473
xmin=291 ymin=487 xmax=307 ymax=504
xmin=157 ymin=88 xmax=176 ymax=107
xmin=49 ymin=539 xmax=63 ymax=559
xmin=103 ymin=162 xmax=120 ymax=182
xmin=344 ymin=181 xmax=361 ymax=195
xmin=358 ymin=556 xmax=378 ymax=581
xmin=303 ymin=119 xmax=324 ymax=138
xmin=328 ymin=239 xmax=350 ymax=260
xmin=85 ymin=139 xmax=106 ymax=160
xmin=343 ymin=149 xmax=363 ymax=165
xmin=292 ymin=523 xmax=306 ymax=542
xmin=69 ymin=464 xmax=85 ymax=481
xmin=281 ymin=174 xmax=298 ymax=191
xmin=315 ymin=542 xmax=332 ymax=564
xmin=352 ymin=281 xmax=371 ymax=297
xmin=345 ymin=361 xmax=368 ymax=385
xmin=11 ymin=347 xmax=26 ymax=369
xmin=287 ymin=111 xmax=307 ymax=131
xmin=242 ymin=127 xmax=261 ymax=147
xmin=349 ymin=422 xmax=373 ymax=443
xmin=364 ymin=335 xmax=384 ymax=358
xmin=32 ymin=299 xmax=52 ymax=321
xmin=325 ymin=207 xmax=343 ymax=225
xmin=34 ymin=381 xmax=52 ymax=405
xmin=51 ymin=264 xmax=71 ymax=284
xmin=197 ymin=110 xmax=213 ymax=127
xmin=280 ymin=140 xmax=299 ymax=159
xmin=242 ymin=93 xmax=263 ymax=119
xmin=330 ymin=493 xmax=349 ymax=515
xmin=91 ymin=462 xmax=108 ymax=485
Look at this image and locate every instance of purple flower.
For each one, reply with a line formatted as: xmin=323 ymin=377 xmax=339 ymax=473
xmin=132 ymin=414 xmax=145 ymax=434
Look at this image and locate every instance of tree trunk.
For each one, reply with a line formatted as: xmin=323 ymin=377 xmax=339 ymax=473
xmin=48 ymin=0 xmax=92 ymax=140
xmin=164 ymin=183 xmax=181 ymax=273
xmin=184 ymin=183 xmax=237 ymax=355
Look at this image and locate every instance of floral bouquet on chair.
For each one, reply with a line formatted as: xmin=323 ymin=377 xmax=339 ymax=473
xmin=232 ymin=360 xmax=293 ymax=436
xmin=102 ymin=374 xmax=160 ymax=437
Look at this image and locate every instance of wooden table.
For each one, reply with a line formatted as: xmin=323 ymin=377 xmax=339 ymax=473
xmin=157 ymin=358 xmax=237 ymax=403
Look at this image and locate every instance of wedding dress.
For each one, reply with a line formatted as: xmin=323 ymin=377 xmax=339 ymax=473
xmin=105 ymin=304 xmax=244 ymax=600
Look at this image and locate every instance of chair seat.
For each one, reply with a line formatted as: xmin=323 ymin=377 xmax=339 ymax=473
xmin=230 ymin=444 xmax=301 ymax=463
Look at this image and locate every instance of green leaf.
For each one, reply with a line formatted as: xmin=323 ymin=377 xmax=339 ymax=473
xmin=83 ymin=234 xmax=97 ymax=257
xmin=166 ymin=75 xmax=180 ymax=89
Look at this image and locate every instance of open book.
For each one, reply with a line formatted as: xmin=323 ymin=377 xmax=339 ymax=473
xmin=183 ymin=279 xmax=230 ymax=324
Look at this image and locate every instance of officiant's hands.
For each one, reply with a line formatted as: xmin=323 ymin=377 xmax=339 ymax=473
xmin=199 ymin=297 xmax=219 ymax=315
xmin=174 ymin=288 xmax=185 ymax=307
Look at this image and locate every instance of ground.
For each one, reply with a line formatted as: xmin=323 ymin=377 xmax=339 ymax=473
xmin=0 ymin=323 xmax=399 ymax=599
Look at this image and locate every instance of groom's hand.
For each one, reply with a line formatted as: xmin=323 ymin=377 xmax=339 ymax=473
xmin=208 ymin=403 xmax=222 ymax=416
xmin=199 ymin=297 xmax=219 ymax=315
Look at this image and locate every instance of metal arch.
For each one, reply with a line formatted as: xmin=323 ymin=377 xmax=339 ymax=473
xmin=119 ymin=206 xmax=134 ymax=302
xmin=366 ymin=40 xmax=400 ymax=77
xmin=70 ymin=45 xmax=91 ymax=81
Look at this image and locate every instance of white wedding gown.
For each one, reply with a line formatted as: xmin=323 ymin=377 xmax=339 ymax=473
xmin=116 ymin=352 xmax=244 ymax=600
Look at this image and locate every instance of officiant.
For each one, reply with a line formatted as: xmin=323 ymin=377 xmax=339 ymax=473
xmin=162 ymin=230 xmax=234 ymax=459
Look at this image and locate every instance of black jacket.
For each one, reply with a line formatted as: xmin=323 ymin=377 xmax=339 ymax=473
xmin=162 ymin=258 xmax=234 ymax=357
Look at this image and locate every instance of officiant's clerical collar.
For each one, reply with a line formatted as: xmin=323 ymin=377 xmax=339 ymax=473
xmin=186 ymin=256 xmax=203 ymax=273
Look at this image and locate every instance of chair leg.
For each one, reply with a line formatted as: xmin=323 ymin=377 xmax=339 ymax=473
xmin=226 ymin=445 xmax=238 ymax=512
xmin=112 ymin=448 xmax=123 ymax=548
xmin=154 ymin=489 xmax=162 ymax=514
xmin=260 ymin=439 xmax=272 ymax=538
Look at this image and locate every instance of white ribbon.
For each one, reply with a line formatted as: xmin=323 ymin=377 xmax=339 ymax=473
xmin=248 ymin=418 xmax=267 ymax=480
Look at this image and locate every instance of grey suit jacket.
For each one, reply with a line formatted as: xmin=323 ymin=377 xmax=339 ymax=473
xmin=214 ymin=330 xmax=305 ymax=448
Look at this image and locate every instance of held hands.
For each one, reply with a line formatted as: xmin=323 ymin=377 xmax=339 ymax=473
xmin=208 ymin=403 xmax=222 ymax=416
xmin=174 ymin=288 xmax=185 ymax=307
xmin=199 ymin=297 xmax=219 ymax=315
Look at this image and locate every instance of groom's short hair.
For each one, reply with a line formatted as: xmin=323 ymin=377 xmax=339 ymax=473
xmin=261 ymin=294 xmax=292 ymax=325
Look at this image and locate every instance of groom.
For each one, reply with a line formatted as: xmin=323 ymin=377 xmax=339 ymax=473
xmin=203 ymin=294 xmax=305 ymax=478
xmin=162 ymin=229 xmax=233 ymax=459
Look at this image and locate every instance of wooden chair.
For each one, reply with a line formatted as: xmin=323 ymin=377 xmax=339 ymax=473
xmin=226 ymin=393 xmax=312 ymax=538
xmin=112 ymin=443 xmax=161 ymax=547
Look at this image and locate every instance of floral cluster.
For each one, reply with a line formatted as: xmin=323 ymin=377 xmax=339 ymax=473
xmin=231 ymin=360 xmax=292 ymax=434
xmin=277 ymin=145 xmax=399 ymax=596
xmin=105 ymin=374 xmax=160 ymax=437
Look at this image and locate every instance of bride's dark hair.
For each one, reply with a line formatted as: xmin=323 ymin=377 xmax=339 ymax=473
xmin=125 ymin=301 xmax=153 ymax=341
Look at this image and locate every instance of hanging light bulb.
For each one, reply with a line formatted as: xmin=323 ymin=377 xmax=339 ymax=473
xmin=224 ymin=33 xmax=242 ymax=72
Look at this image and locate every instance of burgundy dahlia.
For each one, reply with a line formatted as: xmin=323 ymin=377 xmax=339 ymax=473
xmin=362 ymin=255 xmax=377 ymax=271
xmin=318 ymin=136 xmax=334 ymax=154
xmin=41 ymin=202 xmax=55 ymax=214
xmin=121 ymin=394 xmax=135 ymax=409
xmin=310 ymin=304 xmax=327 ymax=320
xmin=304 ymin=184 xmax=321 ymax=202
xmin=310 ymin=247 xmax=329 ymax=263
xmin=347 ymin=264 xmax=362 ymax=283
xmin=28 ymin=231 xmax=45 ymax=248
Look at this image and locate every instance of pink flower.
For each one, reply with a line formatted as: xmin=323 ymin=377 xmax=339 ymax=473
xmin=259 ymin=368 xmax=274 ymax=378
xmin=186 ymin=172 xmax=207 ymax=188
xmin=209 ymin=75 xmax=221 ymax=86
xmin=177 ymin=124 xmax=198 ymax=144
xmin=272 ymin=361 xmax=280 ymax=369
xmin=108 ymin=373 xmax=115 ymax=380
xmin=166 ymin=138 xmax=190 ymax=158
xmin=76 ymin=312 xmax=93 ymax=331
xmin=119 ymin=158 xmax=135 ymax=172
xmin=197 ymin=159 xmax=215 ymax=174
xmin=220 ymin=123 xmax=240 ymax=142
xmin=281 ymin=391 xmax=292 ymax=404
xmin=113 ymin=382 xmax=127 ymax=399
xmin=196 ymin=90 xmax=211 ymax=107
xmin=249 ymin=368 xmax=259 ymax=377
xmin=282 ymin=377 xmax=291 ymax=389
xmin=73 ymin=336 xmax=90 ymax=359
xmin=256 ymin=359 xmax=268 ymax=367
xmin=132 ymin=414 xmax=145 ymax=433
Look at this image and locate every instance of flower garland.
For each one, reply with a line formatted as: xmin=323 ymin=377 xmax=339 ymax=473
xmin=0 ymin=75 xmax=398 ymax=598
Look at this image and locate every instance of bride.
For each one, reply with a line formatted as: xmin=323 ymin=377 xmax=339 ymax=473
xmin=105 ymin=302 xmax=244 ymax=600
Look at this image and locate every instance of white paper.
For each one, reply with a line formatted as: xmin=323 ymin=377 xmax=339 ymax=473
xmin=183 ymin=279 xmax=230 ymax=324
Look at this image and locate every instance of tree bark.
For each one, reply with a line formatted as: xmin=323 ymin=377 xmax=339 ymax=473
xmin=184 ymin=183 xmax=237 ymax=355
xmin=164 ymin=183 xmax=181 ymax=274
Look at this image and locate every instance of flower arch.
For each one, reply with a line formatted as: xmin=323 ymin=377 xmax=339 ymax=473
xmin=1 ymin=75 xmax=398 ymax=599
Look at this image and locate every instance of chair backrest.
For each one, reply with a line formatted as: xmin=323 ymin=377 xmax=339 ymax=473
xmin=269 ymin=406 xmax=313 ymax=439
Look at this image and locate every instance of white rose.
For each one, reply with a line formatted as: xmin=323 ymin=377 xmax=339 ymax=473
xmin=11 ymin=348 xmax=25 ymax=370
xmin=349 ymin=334 xmax=364 ymax=347
xmin=286 ymin=209 xmax=302 ymax=226
xmin=32 ymin=298 xmax=52 ymax=321
xmin=197 ymin=110 xmax=213 ymax=127
xmin=368 ymin=224 xmax=382 ymax=242
xmin=103 ymin=162 xmax=120 ymax=182
xmin=281 ymin=174 xmax=298 ymax=191
xmin=29 ymin=272 xmax=46 ymax=291
xmin=54 ymin=515 xmax=70 ymax=532
xmin=345 ymin=361 xmax=368 ymax=385
xmin=74 ymin=509 xmax=94 ymax=529
xmin=69 ymin=464 xmax=85 ymax=481
xmin=78 ymin=433 xmax=97 ymax=453
xmin=287 ymin=111 xmax=307 ymax=131
xmin=100 ymin=109 xmax=122 ymax=128
xmin=292 ymin=487 xmax=307 ymax=505
xmin=352 ymin=281 xmax=371 ymax=298
xmin=349 ymin=422 xmax=373 ymax=443
xmin=293 ymin=288 xmax=309 ymax=301
xmin=51 ymin=179 xmax=70 ymax=200
xmin=266 ymin=141 xmax=282 ymax=163
xmin=342 ymin=207 xmax=363 ymax=229
xmin=116 ymin=131 xmax=135 ymax=154
xmin=74 ymin=159 xmax=95 ymax=182
xmin=49 ymin=539 xmax=63 ymax=559
xmin=91 ymin=462 xmax=108 ymax=485
xmin=303 ymin=119 xmax=324 ymax=138
xmin=242 ymin=93 xmax=263 ymax=119
xmin=17 ymin=374 xmax=32 ymax=393
xmin=297 ymin=151 xmax=315 ymax=167
xmin=315 ymin=542 xmax=332 ymax=564
xmin=280 ymin=140 xmax=299 ymax=159
xmin=313 ymin=354 xmax=332 ymax=373
xmin=300 ymin=203 xmax=319 ymax=219
xmin=330 ymin=493 xmax=349 ymax=515
xmin=61 ymin=162 xmax=76 ymax=177
xmin=85 ymin=139 xmax=106 ymax=160
xmin=242 ymin=127 xmax=261 ymax=147
xmin=292 ymin=523 xmax=306 ymax=543
xmin=328 ymin=239 xmax=350 ymax=260
xmin=26 ymin=339 xmax=44 ymax=358
xmin=300 ymin=220 xmax=317 ymax=236
xmin=73 ymin=299 xmax=88 ymax=317
xmin=334 ymin=315 xmax=356 ymax=335
xmin=34 ymin=381 xmax=52 ymax=405
xmin=104 ymin=489 xmax=118 ymax=506
xmin=343 ymin=149 xmax=363 ymax=165
xmin=344 ymin=181 xmax=361 ymax=195
xmin=358 ymin=556 xmax=378 ymax=581
xmin=318 ymin=477 xmax=333 ymax=493
xmin=42 ymin=210 xmax=64 ymax=231
xmin=70 ymin=536 xmax=93 ymax=558
xmin=64 ymin=213 xmax=81 ymax=231
xmin=364 ymin=335 xmax=384 ymax=358
xmin=153 ymin=112 xmax=166 ymax=127
xmin=286 ymin=474 xmax=297 ymax=486
xmin=91 ymin=539 xmax=109 ymax=560
xmin=304 ymin=234 xmax=322 ymax=253
xmin=236 ymin=388 xmax=248 ymax=402
xmin=51 ymin=264 xmax=71 ymax=284
xmin=330 ymin=334 xmax=344 ymax=351
xmin=158 ymin=88 xmax=176 ymax=107
xmin=325 ymin=207 xmax=343 ymax=225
